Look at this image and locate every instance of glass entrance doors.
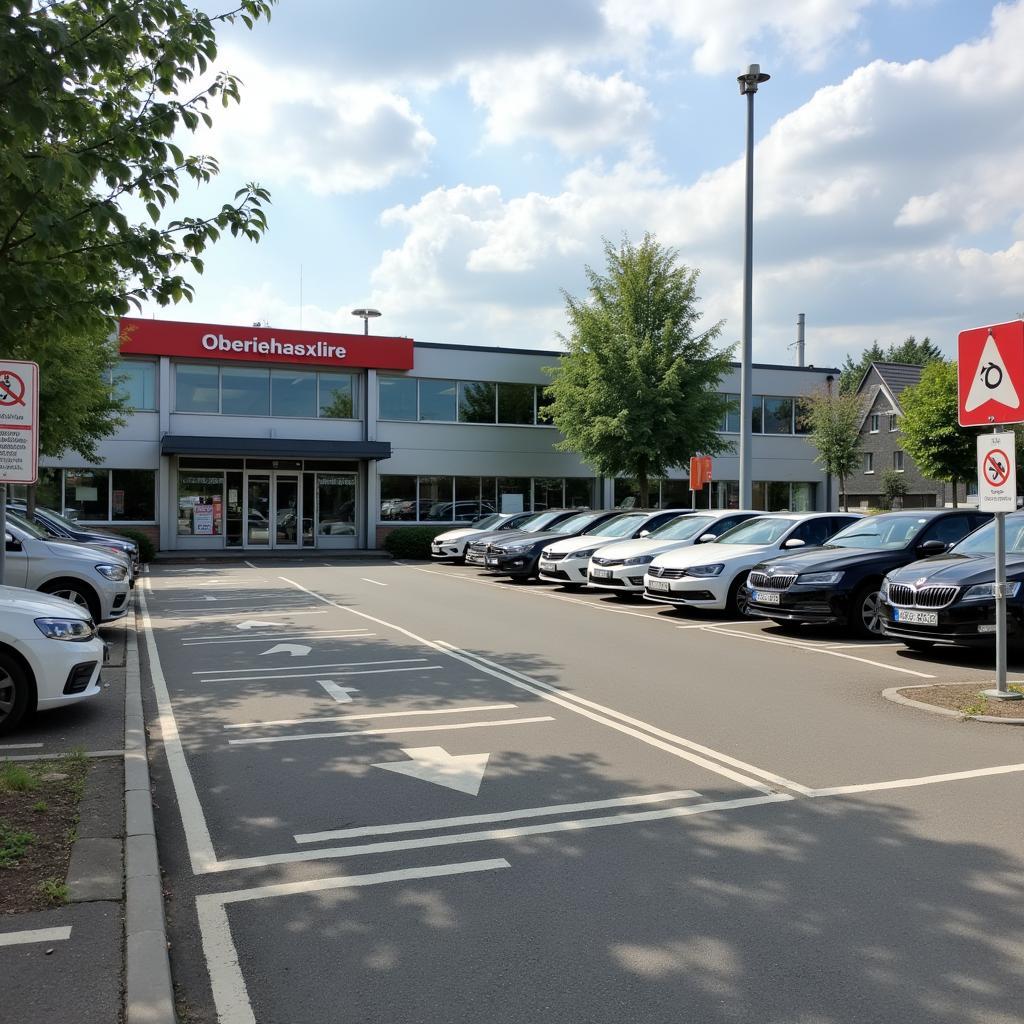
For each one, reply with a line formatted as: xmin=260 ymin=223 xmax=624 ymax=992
xmin=246 ymin=475 xmax=271 ymax=547
xmin=244 ymin=472 xmax=300 ymax=549
xmin=274 ymin=475 xmax=300 ymax=547
xmin=242 ymin=470 xmax=357 ymax=548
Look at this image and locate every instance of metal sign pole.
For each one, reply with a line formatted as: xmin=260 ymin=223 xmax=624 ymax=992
xmin=994 ymin=509 xmax=1007 ymax=693
xmin=0 ymin=483 xmax=6 ymax=587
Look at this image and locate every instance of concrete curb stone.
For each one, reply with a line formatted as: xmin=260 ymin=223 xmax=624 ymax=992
xmin=883 ymin=683 xmax=1024 ymax=725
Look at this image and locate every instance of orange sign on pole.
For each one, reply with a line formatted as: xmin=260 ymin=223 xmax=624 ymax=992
xmin=689 ymin=456 xmax=712 ymax=493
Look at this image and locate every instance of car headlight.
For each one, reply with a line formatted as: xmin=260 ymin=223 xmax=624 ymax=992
xmin=796 ymin=571 xmax=844 ymax=585
xmin=880 ymin=577 xmax=890 ymax=599
xmin=623 ymin=554 xmax=656 ymax=567
xmin=962 ymin=582 xmax=1022 ymax=601
xmin=502 ymin=543 xmax=530 ymax=554
xmin=683 ymin=563 xmax=724 ymax=577
xmin=34 ymin=617 xmax=96 ymax=641
xmin=572 ymin=549 xmax=598 ymax=559
xmin=95 ymin=562 xmax=129 ymax=581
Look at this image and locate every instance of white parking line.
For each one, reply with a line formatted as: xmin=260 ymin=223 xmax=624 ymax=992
xmin=196 ymin=859 xmax=511 ymax=1024
xmin=225 ymin=703 xmax=519 ymax=730
xmin=227 ymin=715 xmax=555 ymax=746
xmin=0 ymin=926 xmax=72 ymax=947
xmin=203 ymin=665 xmax=442 ymax=684
xmin=197 ymin=660 xmax=392 ymax=676
xmin=295 ymin=789 xmax=702 ymax=843
xmin=187 ymin=626 xmax=365 ymax=642
xmin=0 ymin=743 xmax=43 ymax=750
xmin=361 ymin=578 xmax=387 ymax=586
xmin=809 ymin=762 xmax=1024 ymax=797
xmin=182 ymin=632 xmax=374 ymax=647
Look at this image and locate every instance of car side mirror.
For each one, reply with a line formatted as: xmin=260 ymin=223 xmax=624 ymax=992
xmin=782 ymin=537 xmax=806 ymax=549
xmin=917 ymin=539 xmax=947 ymax=556
xmin=697 ymin=533 xmax=717 ymax=544
xmin=5 ymin=532 xmax=20 ymax=552
xmin=638 ymin=530 xmax=650 ymax=538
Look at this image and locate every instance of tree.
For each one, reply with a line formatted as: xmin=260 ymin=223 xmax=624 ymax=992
xmin=880 ymin=468 xmax=907 ymax=510
xmin=544 ymin=235 xmax=734 ymax=507
xmin=899 ymin=361 xmax=975 ymax=508
xmin=838 ymin=335 xmax=944 ymax=394
xmin=802 ymin=388 xmax=865 ymax=511
xmin=0 ymin=0 xmax=275 ymax=341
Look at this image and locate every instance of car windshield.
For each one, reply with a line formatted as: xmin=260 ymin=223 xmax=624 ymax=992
xmin=33 ymin=506 xmax=78 ymax=529
xmin=6 ymin=511 xmax=49 ymax=540
xmin=826 ymin=515 xmax=929 ymax=550
xmin=472 ymin=514 xmax=502 ymax=530
xmin=951 ymin=517 xmax=1024 ymax=555
xmin=550 ymin=512 xmax=602 ymax=535
xmin=520 ymin=512 xmax=562 ymax=532
xmin=586 ymin=514 xmax=647 ymax=539
xmin=647 ymin=514 xmax=715 ymax=540
xmin=714 ymin=517 xmax=795 ymax=545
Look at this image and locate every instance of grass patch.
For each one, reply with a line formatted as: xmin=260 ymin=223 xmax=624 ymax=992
xmin=0 ymin=764 xmax=40 ymax=793
xmin=0 ymin=823 xmax=35 ymax=867
xmin=959 ymin=696 xmax=989 ymax=717
xmin=38 ymin=879 xmax=68 ymax=905
xmin=32 ymin=800 xmax=47 ymax=813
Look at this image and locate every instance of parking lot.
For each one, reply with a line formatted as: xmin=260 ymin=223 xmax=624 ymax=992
xmin=139 ymin=558 xmax=1024 ymax=1024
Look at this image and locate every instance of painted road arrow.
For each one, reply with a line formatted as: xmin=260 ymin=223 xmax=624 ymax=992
xmin=236 ymin=620 xmax=286 ymax=631
xmin=258 ymin=644 xmax=311 ymax=657
xmin=373 ymin=746 xmax=490 ymax=796
xmin=317 ymin=680 xmax=359 ymax=703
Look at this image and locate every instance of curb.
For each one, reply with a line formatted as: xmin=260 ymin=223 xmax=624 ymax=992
xmin=883 ymin=683 xmax=1024 ymax=725
xmin=124 ymin=598 xmax=177 ymax=1024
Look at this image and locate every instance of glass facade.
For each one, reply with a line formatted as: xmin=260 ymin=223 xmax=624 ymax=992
xmin=379 ymin=376 xmax=553 ymax=427
xmin=111 ymin=360 xmax=157 ymax=410
xmin=378 ymin=376 xmax=417 ymax=420
xmin=177 ymin=472 xmax=224 ymax=536
xmin=720 ymin=393 xmax=810 ymax=435
xmin=713 ymin=480 xmax=817 ymax=511
xmin=60 ymin=468 xmax=157 ymax=522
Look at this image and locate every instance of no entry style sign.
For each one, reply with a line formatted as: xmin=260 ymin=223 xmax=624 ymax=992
xmin=0 ymin=360 xmax=38 ymax=484
xmin=977 ymin=432 xmax=1016 ymax=513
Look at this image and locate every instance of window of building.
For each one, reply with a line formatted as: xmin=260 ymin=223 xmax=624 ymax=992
xmin=111 ymin=469 xmax=156 ymax=521
xmin=536 ymin=386 xmax=555 ymax=425
xmin=763 ymin=397 xmax=794 ymax=434
xmin=458 ymin=382 xmax=496 ymax=423
xmin=659 ymin=478 xmax=692 ymax=510
xmin=498 ymin=383 xmax=535 ymax=425
xmin=750 ymin=395 xmax=764 ymax=434
xmin=454 ymin=477 xmax=493 ymax=520
xmin=418 ymin=476 xmax=455 ymax=520
xmin=720 ymin=394 xmax=740 ymax=433
xmin=378 ymin=376 xmax=417 ymax=420
xmin=795 ymin=398 xmax=812 ymax=435
xmin=869 ymin=413 xmax=880 ymax=433
xmin=533 ymin=478 xmax=564 ymax=510
xmin=791 ymin=482 xmax=816 ymax=512
xmin=319 ymin=372 xmax=356 ymax=419
xmin=894 ymin=450 xmax=905 ymax=472
xmin=177 ymin=472 xmax=224 ymax=536
xmin=318 ymin=474 xmax=357 ymax=537
xmin=111 ymin=360 xmax=157 ymax=410
xmin=767 ymin=481 xmax=791 ymax=511
xmin=497 ymin=477 xmax=530 ymax=513
xmin=864 ymin=452 xmax=874 ymax=473
xmin=419 ymin=380 xmax=457 ymax=422
xmin=221 ymin=366 xmax=270 ymax=416
xmin=9 ymin=468 xmax=61 ymax=510
xmin=565 ymin=477 xmax=596 ymax=508
xmin=175 ymin=363 xmax=219 ymax=413
xmin=271 ymin=369 xmax=317 ymax=418
xmin=889 ymin=413 xmax=898 ymax=432
xmin=64 ymin=470 xmax=109 ymax=521
xmin=380 ymin=476 xmax=417 ymax=521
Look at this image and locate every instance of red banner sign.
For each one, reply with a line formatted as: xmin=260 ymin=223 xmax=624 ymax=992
xmin=119 ymin=317 xmax=414 ymax=371
xmin=689 ymin=455 xmax=712 ymax=491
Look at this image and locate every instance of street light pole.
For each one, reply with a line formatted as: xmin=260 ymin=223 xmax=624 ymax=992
xmin=737 ymin=64 xmax=769 ymax=510
xmin=351 ymin=308 xmax=381 ymax=336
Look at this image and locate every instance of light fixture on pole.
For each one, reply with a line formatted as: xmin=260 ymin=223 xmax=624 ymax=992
xmin=351 ymin=308 xmax=382 ymax=335
xmin=737 ymin=63 xmax=769 ymax=511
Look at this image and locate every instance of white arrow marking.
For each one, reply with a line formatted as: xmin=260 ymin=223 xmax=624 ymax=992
xmin=236 ymin=620 xmax=286 ymax=631
xmin=259 ymin=644 xmax=311 ymax=657
xmin=966 ymin=331 xmax=1020 ymax=411
xmin=200 ymin=595 xmax=218 ymax=602
xmin=373 ymin=746 xmax=490 ymax=796
xmin=317 ymin=680 xmax=360 ymax=703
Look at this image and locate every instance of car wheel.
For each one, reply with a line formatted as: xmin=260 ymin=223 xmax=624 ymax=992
xmin=0 ymin=652 xmax=31 ymax=737
xmin=40 ymin=580 xmax=101 ymax=623
xmin=728 ymin=576 xmax=752 ymax=617
xmin=851 ymin=582 xmax=885 ymax=638
xmin=902 ymin=639 xmax=935 ymax=652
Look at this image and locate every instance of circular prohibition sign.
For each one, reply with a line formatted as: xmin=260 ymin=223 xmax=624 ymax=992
xmin=0 ymin=370 xmax=27 ymax=407
xmin=983 ymin=448 xmax=1011 ymax=487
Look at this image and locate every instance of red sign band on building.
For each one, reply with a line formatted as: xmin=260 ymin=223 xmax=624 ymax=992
xmin=119 ymin=317 xmax=415 ymax=371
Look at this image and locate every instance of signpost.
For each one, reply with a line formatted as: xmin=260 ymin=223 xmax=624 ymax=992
xmin=959 ymin=323 xmax=1024 ymax=700
xmin=0 ymin=360 xmax=39 ymax=587
xmin=689 ymin=456 xmax=713 ymax=509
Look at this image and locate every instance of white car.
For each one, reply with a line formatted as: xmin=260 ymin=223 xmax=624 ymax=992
xmin=4 ymin=516 xmax=132 ymax=623
xmin=431 ymin=512 xmax=533 ymax=561
xmin=538 ymin=509 xmax=693 ymax=587
xmin=586 ymin=509 xmax=762 ymax=594
xmin=643 ymin=512 xmax=861 ymax=615
xmin=0 ymin=586 xmax=106 ymax=735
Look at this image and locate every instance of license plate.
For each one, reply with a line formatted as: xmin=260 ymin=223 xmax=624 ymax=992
xmin=753 ymin=590 xmax=781 ymax=605
xmin=486 ymin=557 xmax=498 ymax=566
xmin=591 ymin=568 xmax=612 ymax=580
xmin=539 ymin=560 xmax=555 ymax=572
xmin=431 ymin=544 xmax=441 ymax=553
xmin=894 ymin=608 xmax=938 ymax=626
xmin=647 ymin=579 xmax=670 ymax=592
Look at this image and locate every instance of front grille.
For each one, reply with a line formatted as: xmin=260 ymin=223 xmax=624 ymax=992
xmin=541 ymin=568 xmax=570 ymax=580
xmin=64 ymin=662 xmax=97 ymax=695
xmin=888 ymin=583 xmax=958 ymax=608
xmin=590 ymin=573 xmax=624 ymax=586
xmin=647 ymin=566 xmax=687 ymax=580
xmin=747 ymin=571 xmax=797 ymax=590
xmin=542 ymin=551 xmax=567 ymax=562
xmin=592 ymin=556 xmax=623 ymax=567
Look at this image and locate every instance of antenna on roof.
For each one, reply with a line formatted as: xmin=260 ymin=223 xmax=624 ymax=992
xmin=787 ymin=313 xmax=806 ymax=366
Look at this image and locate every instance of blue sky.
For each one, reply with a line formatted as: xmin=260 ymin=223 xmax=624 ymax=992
xmin=143 ymin=0 xmax=1024 ymax=369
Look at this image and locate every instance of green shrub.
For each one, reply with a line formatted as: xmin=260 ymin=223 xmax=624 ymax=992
xmin=383 ymin=526 xmax=446 ymax=559
xmin=106 ymin=528 xmax=156 ymax=562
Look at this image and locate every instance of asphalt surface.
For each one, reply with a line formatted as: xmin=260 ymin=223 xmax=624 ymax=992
xmin=140 ymin=559 xmax=1024 ymax=1024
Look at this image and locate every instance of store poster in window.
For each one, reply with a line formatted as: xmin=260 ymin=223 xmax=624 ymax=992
xmin=194 ymin=503 xmax=215 ymax=535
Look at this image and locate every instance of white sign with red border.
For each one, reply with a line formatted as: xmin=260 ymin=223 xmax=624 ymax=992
xmin=0 ymin=360 xmax=39 ymax=484
xmin=977 ymin=432 xmax=1016 ymax=512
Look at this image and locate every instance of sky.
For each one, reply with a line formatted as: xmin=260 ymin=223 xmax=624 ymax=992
xmin=139 ymin=0 xmax=1024 ymax=370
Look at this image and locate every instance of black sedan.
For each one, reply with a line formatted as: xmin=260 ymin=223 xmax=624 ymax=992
xmin=745 ymin=509 xmax=992 ymax=638
xmin=881 ymin=512 xmax=1024 ymax=650
xmin=483 ymin=509 xmax=626 ymax=579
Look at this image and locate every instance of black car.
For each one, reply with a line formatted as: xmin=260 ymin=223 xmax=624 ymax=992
xmin=464 ymin=509 xmax=586 ymax=567
xmin=881 ymin=512 xmax=1024 ymax=650
xmin=8 ymin=502 xmax=141 ymax=573
xmin=746 ymin=509 xmax=992 ymax=638
xmin=483 ymin=509 xmax=627 ymax=579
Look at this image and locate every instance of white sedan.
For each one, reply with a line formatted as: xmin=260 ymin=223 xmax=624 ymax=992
xmin=430 ymin=512 xmax=532 ymax=561
xmin=643 ymin=512 xmax=861 ymax=615
xmin=537 ymin=509 xmax=690 ymax=587
xmin=585 ymin=510 xmax=761 ymax=593
xmin=0 ymin=586 xmax=106 ymax=735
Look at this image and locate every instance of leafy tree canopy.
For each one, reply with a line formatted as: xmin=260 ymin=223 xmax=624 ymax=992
xmin=801 ymin=388 xmax=865 ymax=512
xmin=544 ymin=234 xmax=734 ymax=507
xmin=838 ymin=335 xmax=944 ymax=394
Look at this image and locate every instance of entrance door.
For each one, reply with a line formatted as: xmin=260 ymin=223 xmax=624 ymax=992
xmin=244 ymin=473 xmax=303 ymax=549
xmin=245 ymin=474 xmax=271 ymax=547
xmin=274 ymin=475 xmax=300 ymax=548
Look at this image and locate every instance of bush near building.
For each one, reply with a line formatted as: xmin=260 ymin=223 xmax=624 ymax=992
xmin=382 ymin=526 xmax=447 ymax=559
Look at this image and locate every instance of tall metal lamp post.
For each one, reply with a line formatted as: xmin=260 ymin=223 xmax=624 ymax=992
xmin=351 ymin=308 xmax=381 ymax=335
xmin=737 ymin=63 xmax=769 ymax=510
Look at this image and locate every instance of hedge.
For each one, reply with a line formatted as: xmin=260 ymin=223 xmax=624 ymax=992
xmin=382 ymin=526 xmax=445 ymax=559
xmin=106 ymin=527 xmax=156 ymax=562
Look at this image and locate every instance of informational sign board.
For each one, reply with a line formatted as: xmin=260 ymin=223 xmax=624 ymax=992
xmin=689 ymin=456 xmax=712 ymax=492
xmin=500 ymin=493 xmax=524 ymax=514
xmin=977 ymin=432 xmax=1017 ymax=512
xmin=193 ymin=504 xmax=215 ymax=535
xmin=958 ymin=321 xmax=1024 ymax=427
xmin=0 ymin=360 xmax=39 ymax=484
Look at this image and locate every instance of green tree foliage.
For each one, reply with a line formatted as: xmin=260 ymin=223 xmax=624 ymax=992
xmin=545 ymin=235 xmax=734 ymax=507
xmin=839 ymin=336 xmax=944 ymax=394
xmin=898 ymin=361 xmax=975 ymax=508
xmin=802 ymin=388 xmax=865 ymax=511
xmin=880 ymin=468 xmax=908 ymax=509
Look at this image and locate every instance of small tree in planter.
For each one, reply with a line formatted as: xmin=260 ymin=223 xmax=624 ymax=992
xmin=880 ymin=468 xmax=908 ymax=510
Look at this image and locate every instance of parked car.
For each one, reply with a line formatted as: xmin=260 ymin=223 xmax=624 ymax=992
xmin=431 ymin=512 xmax=534 ymax=562
xmin=0 ymin=585 xmax=107 ymax=735
xmin=643 ymin=512 xmax=860 ymax=616
xmin=464 ymin=509 xmax=587 ymax=567
xmin=880 ymin=512 xmax=1022 ymax=650
xmin=585 ymin=509 xmax=761 ymax=594
xmin=9 ymin=502 xmax=140 ymax=573
xmin=747 ymin=509 xmax=991 ymax=638
xmin=484 ymin=509 xmax=625 ymax=580
xmin=3 ymin=515 xmax=132 ymax=623
xmin=537 ymin=509 xmax=694 ymax=588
